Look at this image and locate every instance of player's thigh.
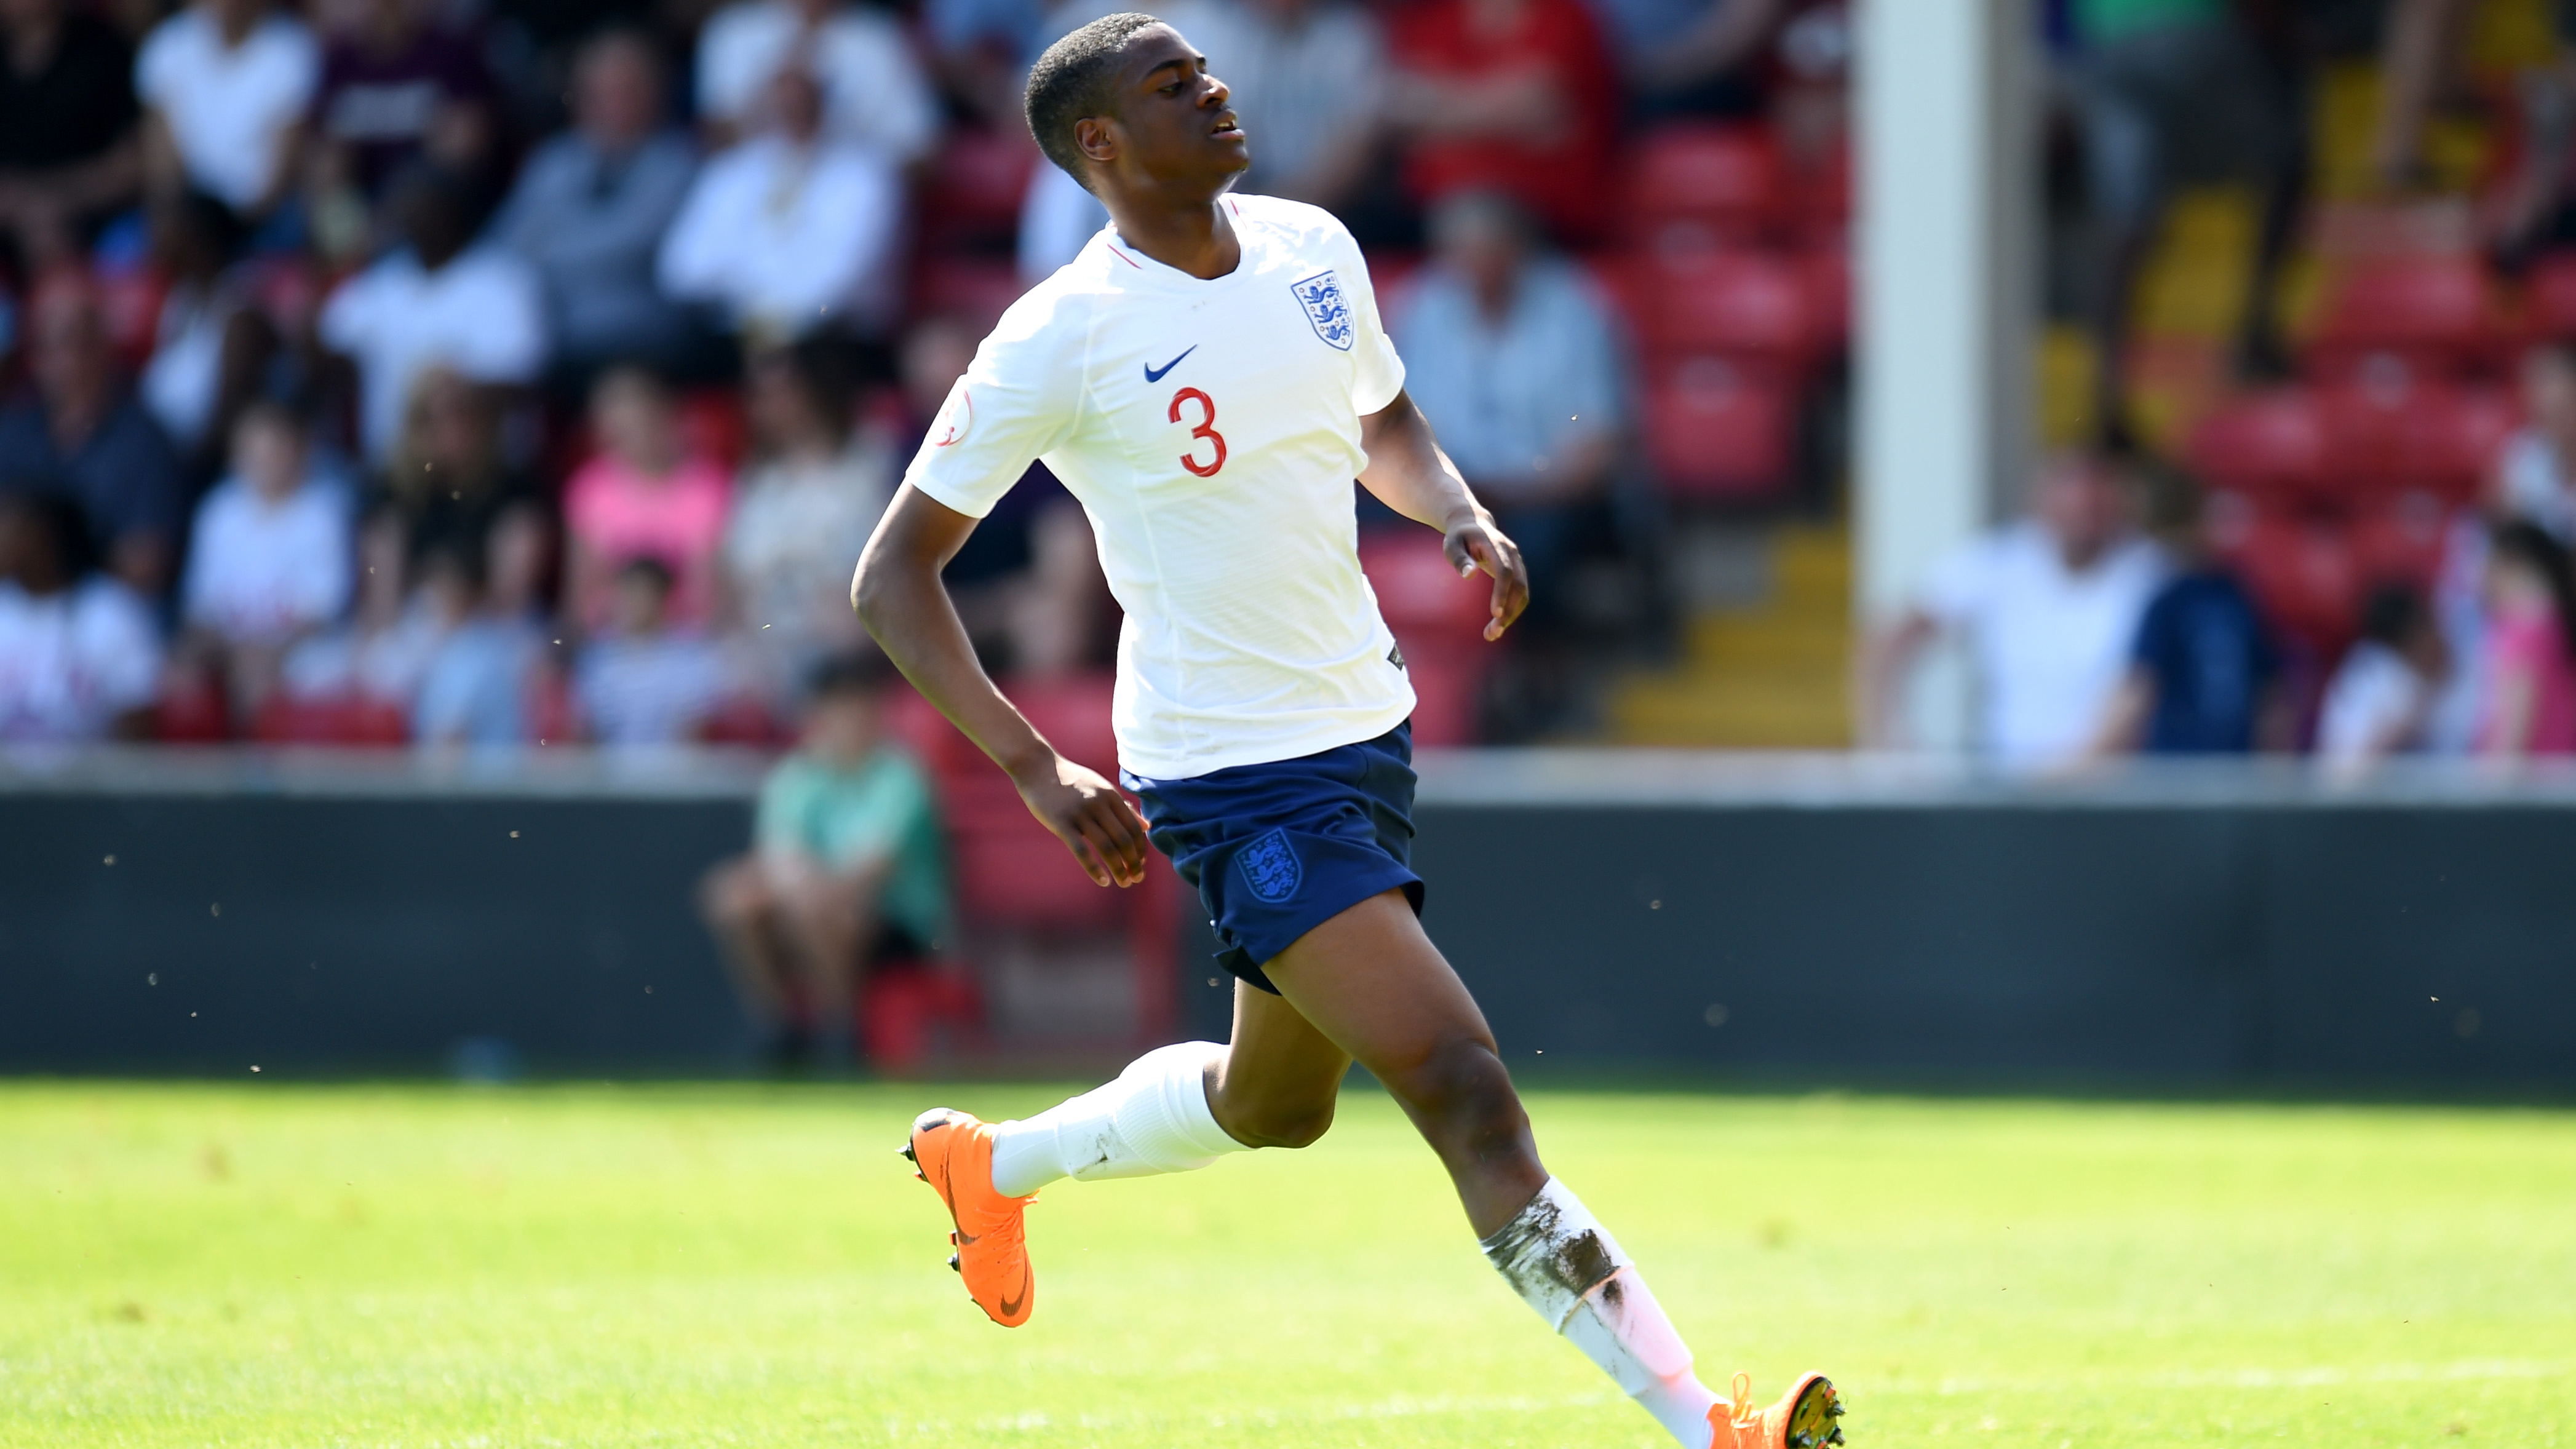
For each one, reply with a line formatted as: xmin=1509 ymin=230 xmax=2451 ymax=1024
xmin=1258 ymin=889 xmax=1502 ymax=1092
xmin=1211 ymin=977 xmax=1350 ymax=1146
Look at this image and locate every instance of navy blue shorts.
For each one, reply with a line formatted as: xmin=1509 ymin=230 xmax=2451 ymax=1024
xmin=1121 ymin=723 xmax=1424 ymax=994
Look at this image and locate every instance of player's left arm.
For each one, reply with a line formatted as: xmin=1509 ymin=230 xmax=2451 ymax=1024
xmin=1358 ymin=390 xmax=1530 ymax=642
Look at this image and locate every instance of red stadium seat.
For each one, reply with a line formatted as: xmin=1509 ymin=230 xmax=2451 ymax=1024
xmin=915 ymin=127 xmax=1037 ymax=251
xmin=859 ymin=964 xmax=987 ymax=1076
xmin=2186 ymin=389 xmax=2329 ymax=499
xmin=912 ymin=257 xmax=1027 ymax=333
xmin=1359 ymin=531 xmax=1492 ymax=637
xmin=1393 ymin=638 xmax=1483 ymax=747
xmin=1642 ymin=359 xmax=1798 ymax=501
xmin=2315 ymin=379 xmax=2516 ymax=501
xmin=1621 ymin=124 xmax=1786 ymax=245
xmin=1801 ymin=245 xmax=1851 ymax=354
xmin=252 ymin=695 xmax=410 ymax=747
xmin=675 ymin=389 xmax=747 ymax=470
xmin=1629 ymin=249 xmax=1823 ymax=374
xmin=696 ymin=695 xmax=783 ymax=747
xmin=2527 ymin=251 xmax=2576 ymax=343
xmin=2237 ymin=514 xmax=2364 ymax=645
xmin=2304 ymin=257 xmax=2503 ymax=381
xmin=2351 ymin=488 xmax=2459 ymax=588
xmin=153 ymin=675 xmax=231 ymax=743
xmin=1001 ymin=672 xmax=1119 ymax=776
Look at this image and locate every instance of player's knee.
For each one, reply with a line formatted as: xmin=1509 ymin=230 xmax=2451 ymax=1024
xmin=1231 ymin=1097 xmax=1336 ymax=1151
xmin=1395 ymin=1038 xmax=1530 ymax=1157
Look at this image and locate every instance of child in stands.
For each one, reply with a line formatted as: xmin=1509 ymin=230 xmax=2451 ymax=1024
xmin=573 ymin=555 xmax=734 ymax=747
xmin=0 ymin=493 xmax=162 ymax=744
xmin=2319 ymin=584 xmax=2449 ymax=770
xmin=178 ymin=397 xmax=351 ymax=713
xmin=698 ymin=650 xmax=948 ymax=1066
xmin=563 ymin=365 xmax=731 ymax=634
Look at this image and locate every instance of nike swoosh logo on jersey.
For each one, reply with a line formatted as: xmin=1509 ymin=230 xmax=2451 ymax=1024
xmin=1143 ymin=346 xmax=1198 ymax=383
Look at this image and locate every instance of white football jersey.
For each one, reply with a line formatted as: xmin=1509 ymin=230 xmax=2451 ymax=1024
xmin=904 ymin=193 xmax=1416 ymax=780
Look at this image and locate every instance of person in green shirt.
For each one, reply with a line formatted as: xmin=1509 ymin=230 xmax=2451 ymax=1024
xmin=700 ymin=650 xmax=950 ymax=1065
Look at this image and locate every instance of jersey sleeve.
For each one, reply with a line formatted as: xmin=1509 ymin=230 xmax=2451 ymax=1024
xmin=1339 ymin=234 xmax=1406 ymax=416
xmin=902 ymin=290 xmax=1087 ymax=520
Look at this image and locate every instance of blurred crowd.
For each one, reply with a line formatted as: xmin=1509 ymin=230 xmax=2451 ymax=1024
xmin=0 ymin=0 xmax=1856 ymax=749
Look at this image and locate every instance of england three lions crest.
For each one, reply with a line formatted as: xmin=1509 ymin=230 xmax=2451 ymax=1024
xmin=1291 ymin=271 xmax=1354 ymax=352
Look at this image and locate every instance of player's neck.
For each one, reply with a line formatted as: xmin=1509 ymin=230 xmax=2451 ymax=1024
xmin=1103 ymin=192 xmax=1242 ymax=281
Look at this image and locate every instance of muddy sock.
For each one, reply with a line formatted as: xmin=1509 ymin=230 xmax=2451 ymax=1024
xmin=986 ymin=1041 xmax=1246 ymax=1197
xmin=1482 ymin=1177 xmax=1722 ymax=1448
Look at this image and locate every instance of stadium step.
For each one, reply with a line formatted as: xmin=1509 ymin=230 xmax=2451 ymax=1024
xmin=1608 ymin=523 xmax=1852 ymax=748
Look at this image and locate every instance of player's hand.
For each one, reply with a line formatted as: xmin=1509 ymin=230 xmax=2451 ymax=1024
xmin=1444 ymin=514 xmax=1530 ymax=642
xmin=1011 ymin=752 xmax=1151 ymax=888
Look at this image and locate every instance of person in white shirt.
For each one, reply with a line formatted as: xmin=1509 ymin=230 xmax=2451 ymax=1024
xmin=319 ymin=165 xmax=547 ymax=462
xmin=178 ymin=397 xmax=351 ymax=709
xmin=2318 ymin=582 xmax=2451 ymax=771
xmin=658 ymin=66 xmax=904 ymax=339
xmin=694 ymin=0 xmax=941 ymax=162
xmin=725 ymin=340 xmax=893 ymax=702
xmin=576 ymin=556 xmax=736 ymax=747
xmin=1861 ymin=453 xmax=2167 ymax=771
xmin=850 ymin=16 xmax=1840 ymax=1449
xmin=134 ymin=0 xmax=317 ymax=221
xmin=0 ymin=493 xmax=162 ymax=744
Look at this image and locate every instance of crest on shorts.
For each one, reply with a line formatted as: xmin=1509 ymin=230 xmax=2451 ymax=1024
xmin=1237 ymin=828 xmax=1303 ymax=903
xmin=1290 ymin=271 xmax=1354 ymax=352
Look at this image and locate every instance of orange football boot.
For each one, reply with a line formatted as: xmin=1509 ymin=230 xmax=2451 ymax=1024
xmin=901 ymin=1108 xmax=1036 ymax=1327
xmin=1707 ymin=1371 xmax=1844 ymax=1449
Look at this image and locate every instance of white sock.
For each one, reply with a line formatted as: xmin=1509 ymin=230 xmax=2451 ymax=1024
xmin=987 ymin=1041 xmax=1247 ymax=1197
xmin=1482 ymin=1178 xmax=1722 ymax=1448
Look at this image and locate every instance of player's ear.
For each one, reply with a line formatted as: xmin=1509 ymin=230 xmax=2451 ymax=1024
xmin=1073 ymin=114 xmax=1120 ymax=170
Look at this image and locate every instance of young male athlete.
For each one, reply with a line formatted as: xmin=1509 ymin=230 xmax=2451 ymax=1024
xmin=850 ymin=15 xmax=1844 ymax=1447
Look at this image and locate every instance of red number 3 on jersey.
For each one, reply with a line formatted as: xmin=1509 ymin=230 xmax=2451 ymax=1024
xmin=1169 ymin=387 xmax=1227 ymax=477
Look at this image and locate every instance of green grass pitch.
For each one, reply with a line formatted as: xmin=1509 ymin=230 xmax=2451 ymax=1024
xmin=3 ymin=1082 xmax=2571 ymax=1447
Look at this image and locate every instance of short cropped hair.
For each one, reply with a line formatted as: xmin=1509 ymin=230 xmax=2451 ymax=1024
xmin=807 ymin=649 xmax=896 ymax=700
xmin=1025 ymin=12 xmax=1164 ymax=191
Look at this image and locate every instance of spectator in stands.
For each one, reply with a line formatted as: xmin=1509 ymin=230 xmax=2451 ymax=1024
xmin=725 ymin=340 xmax=890 ymax=703
xmin=2319 ymin=583 xmax=2448 ymax=771
xmin=1585 ymin=0 xmax=1823 ymax=116
xmin=319 ymin=165 xmax=547 ymax=464
xmin=0 ymin=0 xmax=141 ymax=269
xmin=2491 ymin=343 xmax=2576 ymax=541
xmin=279 ymin=505 xmax=442 ymax=711
xmin=1165 ymin=0 xmax=1387 ymax=212
xmin=2368 ymin=0 xmax=2476 ymax=196
xmin=574 ymin=554 xmax=734 ymax=746
xmin=411 ymin=539 xmax=542 ymax=748
xmin=370 ymin=367 xmax=541 ymax=581
xmin=0 ymin=491 xmax=161 ymax=742
xmin=489 ymin=28 xmax=703 ymax=389
xmin=2475 ymin=519 xmax=2576 ymax=758
xmin=140 ymin=189 xmax=277 ymax=471
xmin=699 ymin=649 xmax=948 ymax=1066
xmin=659 ymin=65 xmax=904 ymax=340
xmin=2069 ymin=0 xmax=2304 ymax=447
xmin=1389 ymin=190 xmax=1626 ymax=616
xmin=694 ymin=0 xmax=940 ymax=164
xmin=175 ymin=397 xmax=351 ymax=713
xmin=135 ymin=0 xmax=319 ymax=230
xmin=301 ymin=0 xmax=501 ymax=258
xmin=2083 ymin=461 xmax=2286 ymax=758
xmin=0 ymin=279 xmax=188 ymax=597
xmin=563 ymin=365 xmax=731 ymax=634
xmin=1382 ymin=0 xmax=1620 ymax=244
xmin=1861 ymin=452 xmax=2166 ymax=769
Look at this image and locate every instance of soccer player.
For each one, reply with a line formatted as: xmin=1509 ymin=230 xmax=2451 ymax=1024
xmin=849 ymin=15 xmax=1844 ymax=1448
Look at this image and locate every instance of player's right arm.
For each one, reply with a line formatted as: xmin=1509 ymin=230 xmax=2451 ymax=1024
xmin=853 ymin=293 xmax=1150 ymax=890
xmin=853 ymin=486 xmax=1149 ymax=888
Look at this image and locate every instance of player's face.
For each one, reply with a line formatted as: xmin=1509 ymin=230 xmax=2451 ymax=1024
xmin=1089 ymin=26 xmax=1249 ymax=189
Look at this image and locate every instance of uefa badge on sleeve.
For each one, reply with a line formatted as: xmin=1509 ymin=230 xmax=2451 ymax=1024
xmin=1291 ymin=271 xmax=1354 ymax=351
